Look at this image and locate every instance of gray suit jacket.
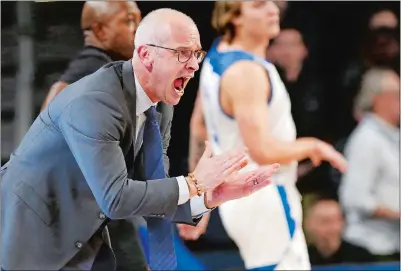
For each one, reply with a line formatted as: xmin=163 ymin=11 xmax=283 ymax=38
xmin=1 ymin=60 xmax=197 ymax=270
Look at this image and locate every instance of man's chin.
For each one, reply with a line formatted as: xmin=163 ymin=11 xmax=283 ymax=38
xmin=164 ymin=89 xmax=184 ymax=105
xmin=169 ymin=97 xmax=181 ymax=105
xmin=269 ymin=27 xmax=281 ymax=39
xmin=164 ymin=95 xmax=181 ymax=105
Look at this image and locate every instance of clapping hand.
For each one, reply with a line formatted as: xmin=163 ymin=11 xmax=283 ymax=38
xmin=177 ymin=164 xmax=280 ymax=240
xmin=178 ymin=144 xmax=279 ymax=240
xmin=205 ymin=163 xmax=280 ymax=208
xmin=192 ymin=141 xmax=249 ymax=192
xmin=177 ymin=163 xmax=280 ymax=240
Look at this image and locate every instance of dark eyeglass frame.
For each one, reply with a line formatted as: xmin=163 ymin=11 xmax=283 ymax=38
xmin=147 ymin=44 xmax=206 ymax=64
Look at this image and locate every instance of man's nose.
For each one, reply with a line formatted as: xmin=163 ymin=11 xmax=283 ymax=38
xmin=186 ymin=54 xmax=200 ymax=72
xmin=268 ymin=1 xmax=280 ymax=16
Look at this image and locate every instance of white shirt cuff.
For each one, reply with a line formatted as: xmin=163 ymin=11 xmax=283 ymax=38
xmin=190 ymin=193 xmax=212 ymax=218
xmin=176 ymin=176 xmax=190 ymax=205
xmin=176 ymin=176 xmax=212 ymax=218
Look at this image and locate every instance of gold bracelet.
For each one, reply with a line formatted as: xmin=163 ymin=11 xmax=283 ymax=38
xmin=188 ymin=172 xmax=204 ymax=196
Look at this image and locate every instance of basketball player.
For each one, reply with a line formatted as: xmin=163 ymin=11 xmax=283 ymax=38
xmin=186 ymin=2 xmax=347 ymax=270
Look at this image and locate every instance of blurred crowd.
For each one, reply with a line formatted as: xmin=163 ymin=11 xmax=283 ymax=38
xmin=1 ymin=1 xmax=399 ymax=269
xmin=271 ymin=5 xmax=400 ymax=266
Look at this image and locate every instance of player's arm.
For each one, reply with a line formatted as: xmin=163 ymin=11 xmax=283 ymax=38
xmin=188 ymin=90 xmax=207 ymax=172
xmin=222 ymin=61 xmax=346 ymax=171
xmin=41 ymin=81 xmax=69 ymax=111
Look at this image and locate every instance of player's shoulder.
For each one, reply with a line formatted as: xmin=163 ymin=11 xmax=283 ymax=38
xmin=223 ymin=57 xmax=268 ymax=84
xmin=206 ymin=50 xmax=257 ymax=76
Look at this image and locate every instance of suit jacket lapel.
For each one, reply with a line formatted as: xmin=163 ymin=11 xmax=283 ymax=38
xmin=122 ymin=61 xmax=137 ymax=158
xmin=134 ymin=120 xmax=144 ymax=159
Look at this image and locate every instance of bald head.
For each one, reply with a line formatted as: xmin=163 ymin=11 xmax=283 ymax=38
xmin=80 ymin=1 xmax=141 ymax=60
xmin=134 ymin=8 xmax=197 ymax=48
xmin=369 ymin=10 xmax=398 ymax=30
xmin=81 ymin=1 xmax=140 ymax=30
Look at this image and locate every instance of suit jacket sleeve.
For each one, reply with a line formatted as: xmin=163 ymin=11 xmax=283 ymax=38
xmin=160 ymin=105 xmax=201 ymax=226
xmin=56 ymin=92 xmax=181 ymax=221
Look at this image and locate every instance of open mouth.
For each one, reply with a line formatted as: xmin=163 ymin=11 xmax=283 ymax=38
xmin=173 ymin=77 xmax=189 ymax=96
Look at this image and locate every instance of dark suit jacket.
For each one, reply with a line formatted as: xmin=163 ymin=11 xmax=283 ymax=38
xmin=1 ymin=60 xmax=197 ymax=270
xmin=56 ymin=45 xmax=148 ymax=271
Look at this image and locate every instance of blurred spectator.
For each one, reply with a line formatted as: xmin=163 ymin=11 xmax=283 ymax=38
xmin=339 ymin=68 xmax=400 ymax=262
xmin=369 ymin=9 xmax=399 ymax=29
xmin=40 ymin=1 xmax=141 ymax=110
xmin=336 ymin=9 xmax=399 ymax=140
xmin=305 ymin=196 xmax=374 ymax=265
xmin=329 ymin=9 xmax=399 ymax=191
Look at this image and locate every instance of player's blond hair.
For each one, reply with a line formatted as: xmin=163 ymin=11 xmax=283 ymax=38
xmin=211 ymin=1 xmax=242 ymax=42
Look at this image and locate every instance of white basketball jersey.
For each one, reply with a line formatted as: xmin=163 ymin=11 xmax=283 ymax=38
xmin=199 ymin=40 xmax=298 ymax=185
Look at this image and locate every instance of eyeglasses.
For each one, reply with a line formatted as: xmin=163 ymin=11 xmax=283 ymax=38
xmin=147 ymin=44 xmax=206 ymax=64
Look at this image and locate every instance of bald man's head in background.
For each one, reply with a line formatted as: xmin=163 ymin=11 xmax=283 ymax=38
xmin=369 ymin=9 xmax=398 ymax=30
xmin=81 ymin=1 xmax=141 ymax=60
xmin=40 ymin=1 xmax=141 ymax=111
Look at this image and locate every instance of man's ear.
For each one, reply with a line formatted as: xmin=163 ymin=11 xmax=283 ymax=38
xmin=90 ymin=22 xmax=106 ymax=42
xmin=137 ymin=45 xmax=153 ymax=71
xmin=231 ymin=15 xmax=243 ymax=28
xmin=83 ymin=29 xmax=104 ymax=48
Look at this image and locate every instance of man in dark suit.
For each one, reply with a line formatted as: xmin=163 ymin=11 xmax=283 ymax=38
xmin=40 ymin=2 xmax=148 ymax=270
xmin=1 ymin=8 xmax=279 ymax=270
xmin=41 ymin=1 xmax=141 ymax=111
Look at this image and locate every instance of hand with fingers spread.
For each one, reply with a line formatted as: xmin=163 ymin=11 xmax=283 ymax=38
xmin=205 ymin=163 xmax=281 ymax=208
xmin=189 ymin=141 xmax=249 ymax=194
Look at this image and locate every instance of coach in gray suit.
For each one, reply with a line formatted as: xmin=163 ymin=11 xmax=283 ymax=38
xmin=1 ymin=9 xmax=279 ymax=271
